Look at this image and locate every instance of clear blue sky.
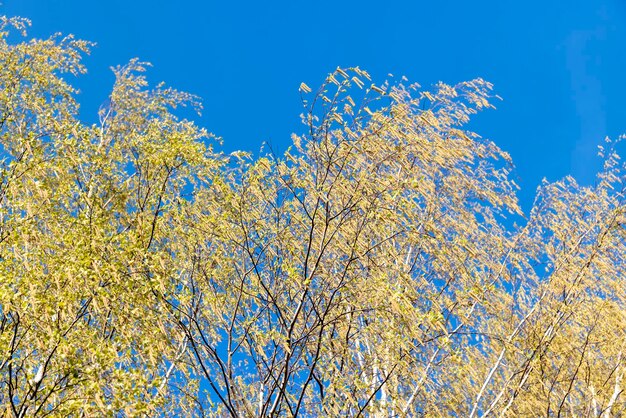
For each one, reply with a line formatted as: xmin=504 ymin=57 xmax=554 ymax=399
xmin=3 ymin=0 xmax=623 ymax=209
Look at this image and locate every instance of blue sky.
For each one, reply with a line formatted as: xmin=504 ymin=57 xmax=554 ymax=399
xmin=3 ymin=0 xmax=623 ymax=210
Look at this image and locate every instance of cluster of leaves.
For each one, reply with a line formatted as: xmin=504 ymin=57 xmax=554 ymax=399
xmin=0 ymin=16 xmax=624 ymax=417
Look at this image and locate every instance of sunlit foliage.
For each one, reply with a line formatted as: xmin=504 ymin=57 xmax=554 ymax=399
xmin=0 ymin=16 xmax=624 ymax=417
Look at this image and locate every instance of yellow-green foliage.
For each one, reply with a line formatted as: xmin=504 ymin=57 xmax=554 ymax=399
xmin=0 ymin=16 xmax=624 ymax=417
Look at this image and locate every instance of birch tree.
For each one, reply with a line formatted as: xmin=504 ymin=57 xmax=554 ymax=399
xmin=1 ymin=15 xmax=625 ymax=417
xmin=0 ymin=17 xmax=220 ymax=416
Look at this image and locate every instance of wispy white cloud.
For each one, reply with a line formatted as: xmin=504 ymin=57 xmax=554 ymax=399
xmin=564 ymin=16 xmax=607 ymax=183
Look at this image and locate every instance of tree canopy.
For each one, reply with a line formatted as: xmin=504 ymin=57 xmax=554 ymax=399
xmin=0 ymin=16 xmax=625 ymax=417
